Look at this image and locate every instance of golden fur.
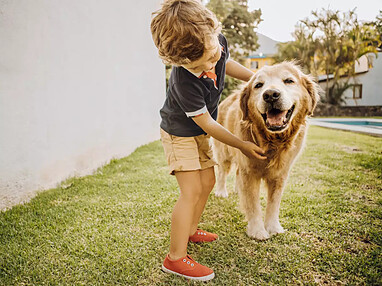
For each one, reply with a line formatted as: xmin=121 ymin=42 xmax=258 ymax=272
xmin=212 ymin=62 xmax=319 ymax=240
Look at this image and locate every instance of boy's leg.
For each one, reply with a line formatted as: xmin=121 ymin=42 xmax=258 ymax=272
xmin=189 ymin=166 xmax=215 ymax=236
xmin=169 ymin=170 xmax=203 ymax=260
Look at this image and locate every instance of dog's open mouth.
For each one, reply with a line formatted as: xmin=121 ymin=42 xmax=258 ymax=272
xmin=261 ymin=105 xmax=295 ymax=131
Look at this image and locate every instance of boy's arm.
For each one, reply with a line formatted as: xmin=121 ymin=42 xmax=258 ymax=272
xmin=192 ymin=112 xmax=266 ymax=160
xmin=226 ymin=59 xmax=254 ymax=82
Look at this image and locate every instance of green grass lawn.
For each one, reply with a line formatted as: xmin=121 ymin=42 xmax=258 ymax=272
xmin=1 ymin=126 xmax=381 ymax=285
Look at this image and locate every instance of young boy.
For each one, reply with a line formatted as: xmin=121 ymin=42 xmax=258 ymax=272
xmin=151 ymin=0 xmax=266 ymax=281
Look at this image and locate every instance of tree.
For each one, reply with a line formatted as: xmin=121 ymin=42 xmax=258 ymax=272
xmin=207 ymin=0 xmax=262 ymax=60
xmin=207 ymin=0 xmax=262 ymax=100
xmin=273 ymin=23 xmax=320 ymax=76
xmin=274 ymin=8 xmax=380 ymax=105
xmin=368 ymin=10 xmax=382 ymax=48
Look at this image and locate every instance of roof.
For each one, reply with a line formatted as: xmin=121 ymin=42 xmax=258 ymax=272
xmin=317 ymin=71 xmax=369 ymax=82
xmin=248 ymin=33 xmax=280 ymax=58
xmin=248 ymin=54 xmax=269 ymax=59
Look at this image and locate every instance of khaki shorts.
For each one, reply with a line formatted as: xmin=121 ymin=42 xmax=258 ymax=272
xmin=160 ymin=128 xmax=217 ymax=175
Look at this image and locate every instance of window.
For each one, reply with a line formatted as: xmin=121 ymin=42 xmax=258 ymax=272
xmin=352 ymin=84 xmax=362 ymax=99
xmin=251 ymin=60 xmax=259 ymax=70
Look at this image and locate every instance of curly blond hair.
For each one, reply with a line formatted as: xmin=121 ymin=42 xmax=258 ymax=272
xmin=150 ymin=0 xmax=221 ymax=65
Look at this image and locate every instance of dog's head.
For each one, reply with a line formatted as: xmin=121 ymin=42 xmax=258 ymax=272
xmin=240 ymin=62 xmax=319 ymax=133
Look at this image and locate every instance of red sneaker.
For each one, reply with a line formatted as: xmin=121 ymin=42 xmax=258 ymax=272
xmin=189 ymin=229 xmax=218 ymax=243
xmin=162 ymin=254 xmax=215 ymax=281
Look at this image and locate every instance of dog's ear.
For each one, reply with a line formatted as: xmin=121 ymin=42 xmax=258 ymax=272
xmin=240 ymin=77 xmax=255 ymax=121
xmin=301 ymin=73 xmax=320 ymax=116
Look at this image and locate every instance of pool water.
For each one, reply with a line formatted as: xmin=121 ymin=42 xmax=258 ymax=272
xmin=327 ymin=120 xmax=382 ymax=126
xmin=327 ymin=120 xmax=382 ymax=128
xmin=309 ymin=118 xmax=382 ymax=136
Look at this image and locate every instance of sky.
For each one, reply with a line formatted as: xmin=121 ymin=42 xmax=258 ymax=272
xmin=247 ymin=0 xmax=381 ymax=42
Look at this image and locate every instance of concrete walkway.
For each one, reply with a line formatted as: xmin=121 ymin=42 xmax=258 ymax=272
xmin=309 ymin=118 xmax=382 ymax=137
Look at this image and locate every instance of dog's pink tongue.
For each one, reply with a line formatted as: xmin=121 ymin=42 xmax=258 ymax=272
xmin=266 ymin=110 xmax=288 ymax=126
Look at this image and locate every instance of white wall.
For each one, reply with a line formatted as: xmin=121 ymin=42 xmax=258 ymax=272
xmin=318 ymin=53 xmax=382 ymax=106
xmin=0 ymin=0 xmax=165 ymax=210
xmin=354 ymin=54 xmax=369 ymax=74
xmin=342 ymin=53 xmax=382 ymax=106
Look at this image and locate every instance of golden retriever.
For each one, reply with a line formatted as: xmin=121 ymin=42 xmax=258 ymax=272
xmin=212 ymin=62 xmax=319 ymax=240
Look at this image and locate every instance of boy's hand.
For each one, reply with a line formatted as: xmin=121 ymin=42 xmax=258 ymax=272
xmin=191 ymin=112 xmax=266 ymax=160
xmin=240 ymin=141 xmax=267 ymax=160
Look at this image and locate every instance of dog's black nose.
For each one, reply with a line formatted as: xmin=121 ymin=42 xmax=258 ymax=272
xmin=263 ymin=89 xmax=281 ymax=103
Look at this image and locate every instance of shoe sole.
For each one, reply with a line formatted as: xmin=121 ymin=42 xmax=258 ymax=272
xmin=189 ymin=237 xmax=219 ymax=243
xmin=161 ymin=265 xmax=215 ymax=281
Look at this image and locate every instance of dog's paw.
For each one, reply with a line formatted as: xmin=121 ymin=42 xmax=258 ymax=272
xmin=247 ymin=226 xmax=270 ymax=240
xmin=265 ymin=222 xmax=285 ymax=236
xmin=214 ymin=188 xmax=228 ymax=198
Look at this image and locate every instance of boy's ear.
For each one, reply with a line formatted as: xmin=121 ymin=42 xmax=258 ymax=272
xmin=240 ymin=76 xmax=255 ymax=121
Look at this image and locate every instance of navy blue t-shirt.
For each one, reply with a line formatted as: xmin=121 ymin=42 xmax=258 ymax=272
xmin=160 ymin=33 xmax=230 ymax=137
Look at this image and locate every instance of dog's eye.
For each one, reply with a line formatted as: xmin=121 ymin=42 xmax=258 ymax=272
xmin=254 ymin=82 xmax=264 ymax=89
xmin=284 ymin=78 xmax=294 ymax=84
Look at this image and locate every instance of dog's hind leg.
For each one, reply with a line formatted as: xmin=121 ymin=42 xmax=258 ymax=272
xmin=264 ymin=178 xmax=286 ymax=235
xmin=215 ymin=160 xmax=231 ymax=198
xmin=237 ymin=169 xmax=270 ymax=240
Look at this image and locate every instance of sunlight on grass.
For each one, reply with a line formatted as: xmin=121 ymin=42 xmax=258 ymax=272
xmin=0 ymin=126 xmax=381 ymax=285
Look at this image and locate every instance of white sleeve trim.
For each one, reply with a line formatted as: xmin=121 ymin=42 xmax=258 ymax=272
xmin=185 ymin=106 xmax=207 ymax=117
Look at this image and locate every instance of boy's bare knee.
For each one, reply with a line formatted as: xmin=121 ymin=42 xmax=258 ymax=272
xmin=180 ymin=186 xmax=204 ymax=203
xmin=202 ymin=176 xmax=216 ymax=194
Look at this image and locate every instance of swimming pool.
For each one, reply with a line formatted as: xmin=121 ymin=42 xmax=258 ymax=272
xmin=308 ymin=118 xmax=382 ymax=136
xmin=324 ymin=120 xmax=382 ymax=129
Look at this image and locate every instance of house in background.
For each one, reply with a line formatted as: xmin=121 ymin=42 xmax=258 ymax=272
xmin=245 ymin=33 xmax=279 ymax=72
xmin=318 ymin=52 xmax=382 ymax=106
xmin=0 ymin=0 xmax=165 ymax=210
xmin=245 ymin=33 xmax=381 ymax=108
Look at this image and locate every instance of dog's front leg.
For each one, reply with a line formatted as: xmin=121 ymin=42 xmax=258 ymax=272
xmin=264 ymin=178 xmax=286 ymax=235
xmin=237 ymin=169 xmax=270 ymax=240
